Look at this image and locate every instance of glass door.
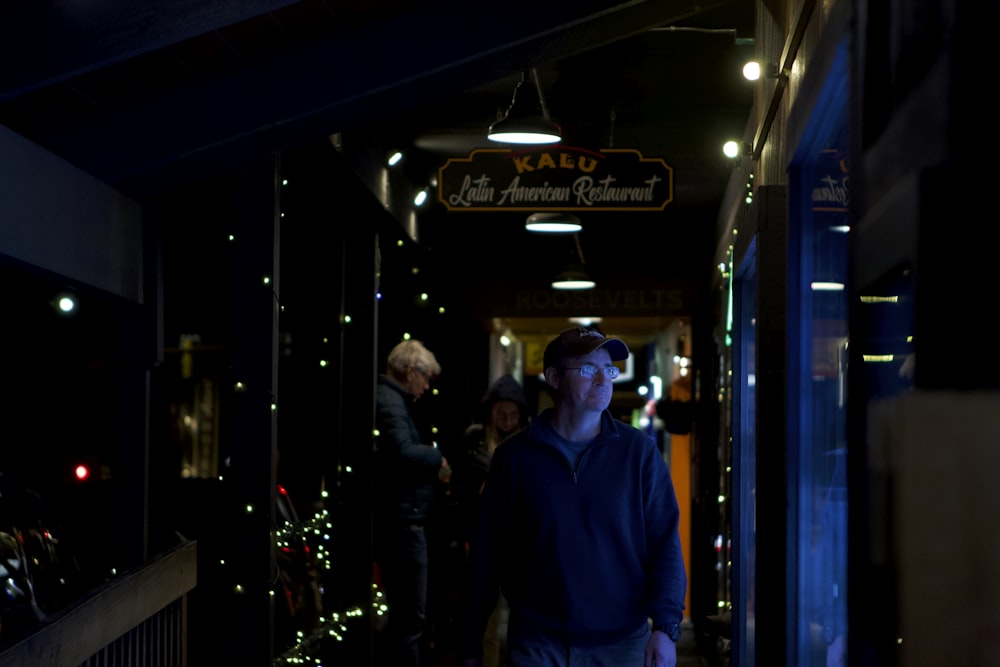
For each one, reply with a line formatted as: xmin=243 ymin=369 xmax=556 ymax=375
xmin=788 ymin=41 xmax=850 ymax=667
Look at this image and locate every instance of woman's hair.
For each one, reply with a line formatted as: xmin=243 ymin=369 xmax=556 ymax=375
xmin=386 ymin=339 xmax=441 ymax=377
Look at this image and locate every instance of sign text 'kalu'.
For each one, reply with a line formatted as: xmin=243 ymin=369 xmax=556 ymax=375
xmin=437 ymin=147 xmax=673 ymax=212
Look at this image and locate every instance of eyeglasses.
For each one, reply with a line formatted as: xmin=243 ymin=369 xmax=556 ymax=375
xmin=562 ymin=364 xmax=620 ymax=380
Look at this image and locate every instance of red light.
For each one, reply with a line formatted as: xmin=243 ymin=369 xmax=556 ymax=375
xmin=74 ymin=464 xmax=90 ymax=481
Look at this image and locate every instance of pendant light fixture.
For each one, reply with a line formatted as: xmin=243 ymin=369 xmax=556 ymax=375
xmin=551 ymin=264 xmax=596 ymax=290
xmin=525 ymin=211 xmax=582 ymax=233
xmin=551 ymin=233 xmax=595 ymax=290
xmin=488 ymin=68 xmax=562 ymax=145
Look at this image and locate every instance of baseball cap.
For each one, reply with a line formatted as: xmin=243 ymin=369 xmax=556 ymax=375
xmin=543 ymin=327 xmax=630 ymax=370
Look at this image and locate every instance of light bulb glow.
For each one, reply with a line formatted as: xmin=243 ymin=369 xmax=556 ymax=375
xmin=487 ymin=130 xmax=561 ymax=144
xmin=552 ymin=278 xmax=596 ymax=290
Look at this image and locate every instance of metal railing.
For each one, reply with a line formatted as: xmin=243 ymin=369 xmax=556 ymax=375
xmin=0 ymin=540 xmax=197 ymax=667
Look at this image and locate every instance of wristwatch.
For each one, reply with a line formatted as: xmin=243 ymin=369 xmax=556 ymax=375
xmin=653 ymin=622 xmax=682 ymax=642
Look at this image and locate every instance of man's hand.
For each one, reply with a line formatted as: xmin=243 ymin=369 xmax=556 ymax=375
xmin=644 ymin=629 xmax=678 ymax=667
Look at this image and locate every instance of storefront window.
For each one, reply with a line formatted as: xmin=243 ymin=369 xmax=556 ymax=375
xmin=789 ymin=43 xmax=849 ymax=667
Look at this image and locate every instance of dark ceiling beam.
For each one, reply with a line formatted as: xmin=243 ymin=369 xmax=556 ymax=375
xmin=0 ymin=0 xmax=305 ymax=98
xmin=23 ymin=0 xmax=735 ymax=197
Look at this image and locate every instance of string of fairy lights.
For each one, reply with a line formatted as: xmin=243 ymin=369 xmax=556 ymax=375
xmin=267 ymin=173 xmax=443 ymax=664
xmin=267 ymin=488 xmax=387 ymax=664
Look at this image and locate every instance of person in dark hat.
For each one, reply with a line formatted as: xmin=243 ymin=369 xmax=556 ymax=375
xmin=460 ymin=326 xmax=687 ymax=667
xmin=452 ymin=374 xmax=530 ymax=547
xmin=450 ymin=373 xmax=530 ymax=667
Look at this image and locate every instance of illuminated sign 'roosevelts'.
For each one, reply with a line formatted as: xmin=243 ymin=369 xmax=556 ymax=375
xmin=437 ymin=146 xmax=673 ymax=212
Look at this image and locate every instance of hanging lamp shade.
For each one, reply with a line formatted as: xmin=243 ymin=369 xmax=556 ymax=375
xmin=488 ymin=70 xmax=562 ymax=145
xmin=525 ymin=212 xmax=582 ymax=233
xmin=551 ymin=263 xmax=595 ymax=290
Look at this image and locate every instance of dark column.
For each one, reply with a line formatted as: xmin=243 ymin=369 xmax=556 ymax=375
xmin=330 ymin=220 xmax=380 ymax=665
xmin=113 ymin=200 xmax=165 ymax=569
xmin=752 ymin=185 xmax=789 ymax=666
xmin=114 ymin=304 xmax=152 ymax=570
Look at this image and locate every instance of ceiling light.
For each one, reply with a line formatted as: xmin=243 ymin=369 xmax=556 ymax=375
xmin=551 ymin=232 xmax=594 ymax=289
xmin=525 ymin=212 xmax=582 ymax=233
xmin=55 ymin=292 xmax=78 ymax=315
xmin=743 ymin=60 xmax=785 ymax=81
xmin=551 ymin=264 xmax=595 ymax=290
xmin=488 ymin=69 xmax=561 ymax=145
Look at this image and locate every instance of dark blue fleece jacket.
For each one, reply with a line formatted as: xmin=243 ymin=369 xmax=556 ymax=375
xmin=461 ymin=408 xmax=686 ymax=658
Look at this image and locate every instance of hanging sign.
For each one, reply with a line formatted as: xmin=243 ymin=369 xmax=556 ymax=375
xmin=437 ymin=147 xmax=673 ymax=212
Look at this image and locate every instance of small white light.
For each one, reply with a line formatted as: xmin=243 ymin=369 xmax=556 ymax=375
xmin=743 ymin=61 xmax=761 ymax=81
xmin=413 ymin=190 xmax=428 ymax=206
xmin=387 ymin=151 xmax=403 ymax=167
xmin=723 ymin=140 xmax=741 ymax=158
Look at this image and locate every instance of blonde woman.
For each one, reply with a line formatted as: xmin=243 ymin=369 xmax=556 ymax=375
xmin=372 ymin=339 xmax=450 ymax=667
